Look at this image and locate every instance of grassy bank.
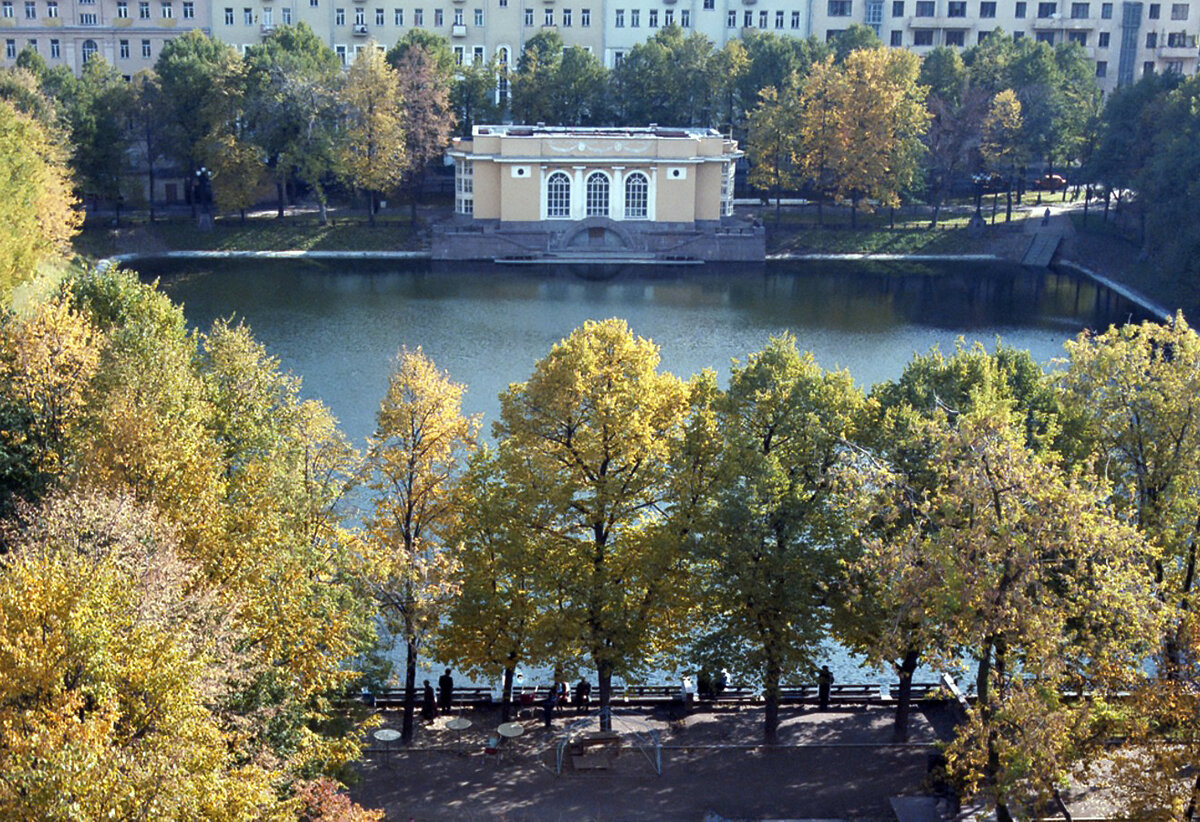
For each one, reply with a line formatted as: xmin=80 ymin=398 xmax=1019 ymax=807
xmin=1067 ymin=212 xmax=1199 ymax=318
xmin=758 ymin=204 xmax=1016 ymax=257
xmin=73 ymin=213 xmax=423 ymax=259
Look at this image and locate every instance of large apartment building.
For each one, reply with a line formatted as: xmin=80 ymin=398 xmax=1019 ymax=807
xmin=2 ymin=0 xmax=1196 ymax=96
xmin=809 ymin=0 xmax=1199 ymax=92
xmin=603 ymin=0 xmax=810 ymax=67
xmin=0 ymin=0 xmax=210 ymax=75
xmin=210 ymin=0 xmax=602 ymax=72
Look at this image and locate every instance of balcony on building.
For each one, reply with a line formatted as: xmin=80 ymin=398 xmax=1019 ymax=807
xmin=451 ymin=22 xmax=466 ymax=35
xmin=1158 ymin=36 xmax=1199 ymax=57
xmin=352 ymin=22 xmax=368 ymax=33
xmin=260 ymin=22 xmax=274 ymax=32
xmin=906 ymin=14 xmax=971 ymax=26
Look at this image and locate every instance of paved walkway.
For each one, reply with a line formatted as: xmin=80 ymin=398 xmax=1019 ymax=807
xmin=350 ymin=704 xmax=949 ymax=821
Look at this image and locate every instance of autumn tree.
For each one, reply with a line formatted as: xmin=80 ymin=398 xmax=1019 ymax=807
xmin=203 ymin=131 xmax=264 ymax=220
xmin=794 ymin=49 xmax=929 ymax=226
xmin=440 ymin=448 xmax=546 ymax=721
xmin=0 ymin=98 xmax=79 ymax=303
xmin=0 ymin=489 xmax=280 ymax=819
xmin=362 ymin=347 xmax=478 ymax=743
xmin=747 ymin=83 xmax=800 ymax=221
xmin=494 ymin=319 xmax=693 ymax=732
xmin=61 ymin=268 xmax=375 ymax=780
xmin=695 ymin=336 xmax=862 ymax=744
xmin=834 ymin=343 xmax=1059 ymax=743
xmin=392 ymin=43 xmax=456 ymax=225
xmin=980 ymin=89 xmax=1027 ymax=221
xmin=0 ymin=295 xmax=98 ymax=516
xmin=860 ymin=404 xmax=1156 ymax=821
xmin=336 ymin=43 xmax=408 ymax=226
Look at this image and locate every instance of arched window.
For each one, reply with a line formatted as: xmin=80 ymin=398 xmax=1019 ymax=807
xmin=586 ymin=172 xmax=609 ymax=217
xmin=546 ymin=171 xmax=571 ymax=218
xmin=81 ymin=39 xmax=98 ymax=64
xmin=624 ymin=172 xmax=649 ymax=219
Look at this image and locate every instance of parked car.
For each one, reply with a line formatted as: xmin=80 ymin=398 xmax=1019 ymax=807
xmin=972 ymin=172 xmax=1008 ymax=193
xmin=1032 ymin=173 xmax=1067 ymax=192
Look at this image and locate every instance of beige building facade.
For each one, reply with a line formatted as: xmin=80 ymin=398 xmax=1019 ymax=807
xmin=0 ymin=0 xmax=209 ymax=75
xmin=209 ymin=0 xmax=602 ymax=71
xmin=808 ymin=0 xmax=1200 ymax=93
xmin=434 ymin=124 xmax=763 ymax=261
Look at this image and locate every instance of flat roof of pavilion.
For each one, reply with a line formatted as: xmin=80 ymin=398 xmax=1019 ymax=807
xmin=471 ymin=125 xmax=724 ymax=139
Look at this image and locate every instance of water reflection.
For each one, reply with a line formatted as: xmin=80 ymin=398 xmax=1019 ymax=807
xmin=140 ymin=256 xmax=1149 ymax=448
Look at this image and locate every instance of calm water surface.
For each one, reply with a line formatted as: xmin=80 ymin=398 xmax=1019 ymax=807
xmin=137 ymin=256 xmax=1150 ymax=687
xmin=143 ymin=257 xmax=1147 ymax=447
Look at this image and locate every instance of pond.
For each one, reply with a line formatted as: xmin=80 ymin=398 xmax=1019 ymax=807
xmin=135 ymin=256 xmax=1153 ymax=688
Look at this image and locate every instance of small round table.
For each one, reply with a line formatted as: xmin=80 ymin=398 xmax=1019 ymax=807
xmin=446 ymin=717 xmax=472 ymax=754
xmin=374 ymin=728 xmax=402 ymax=766
xmin=497 ymin=722 xmax=524 ymax=739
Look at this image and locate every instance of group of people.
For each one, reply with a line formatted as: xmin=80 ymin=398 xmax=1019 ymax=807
xmin=420 ymin=668 xmax=456 ymax=722
xmin=417 ymin=666 xmax=836 ymax=725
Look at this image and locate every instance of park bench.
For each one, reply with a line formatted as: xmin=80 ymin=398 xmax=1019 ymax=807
xmin=370 ymin=686 xmax=495 ymax=711
xmin=567 ymin=732 xmax=622 ymax=770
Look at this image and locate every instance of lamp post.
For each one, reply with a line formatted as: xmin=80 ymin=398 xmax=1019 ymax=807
xmin=195 ymin=166 xmax=213 ymax=230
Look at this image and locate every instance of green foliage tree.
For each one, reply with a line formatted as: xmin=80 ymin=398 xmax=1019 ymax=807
xmin=154 ymin=31 xmax=244 ymax=213
xmin=244 ymin=23 xmax=341 ymax=217
xmin=746 ymin=83 xmax=800 ymax=220
xmin=696 ymin=336 xmax=862 ymax=744
xmin=834 ymin=342 xmax=1058 ymax=742
xmin=511 ymin=32 xmax=608 ymax=126
xmin=612 ymin=26 xmax=722 ymax=127
xmin=494 ymin=319 xmax=693 ymax=732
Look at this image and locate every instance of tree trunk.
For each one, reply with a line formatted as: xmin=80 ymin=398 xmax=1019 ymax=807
xmin=892 ymin=648 xmax=920 ymax=743
xmin=1005 ymin=185 xmax=1013 ymax=223
xmin=276 ymin=179 xmax=286 ymax=218
xmin=501 ymin=664 xmax=516 ymax=723
xmin=401 ymin=636 xmax=417 ymax=743
xmin=976 ymin=639 xmax=991 ymax=710
xmin=147 ymin=161 xmax=156 ymax=222
xmin=368 ymin=191 xmax=377 ymax=227
xmin=597 ymin=660 xmax=613 ymax=732
xmin=318 ymin=197 xmax=328 ymax=226
xmin=1053 ymin=787 xmax=1074 ymax=821
xmin=764 ymin=657 xmax=782 ymax=745
xmin=889 ymin=205 xmax=895 ymax=230
xmin=850 ymin=195 xmax=859 ymax=229
xmin=1184 ymin=770 xmax=1200 ymax=820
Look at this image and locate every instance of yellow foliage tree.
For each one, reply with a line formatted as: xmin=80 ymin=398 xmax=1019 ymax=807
xmin=494 ymin=319 xmax=692 ymax=732
xmin=794 ymin=50 xmax=928 ymax=225
xmin=362 ymin=347 xmax=478 ymax=742
xmin=0 ymin=98 xmax=80 ymax=303
xmin=337 ymin=43 xmax=408 ymax=226
xmin=0 ymin=489 xmax=280 ymax=820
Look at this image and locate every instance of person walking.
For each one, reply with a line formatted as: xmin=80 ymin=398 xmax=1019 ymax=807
xmin=438 ymin=668 xmax=454 ymax=713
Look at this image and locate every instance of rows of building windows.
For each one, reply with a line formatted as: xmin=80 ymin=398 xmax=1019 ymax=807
xmin=543 ymin=170 xmax=651 ymax=220
xmin=220 ymin=5 xmax=594 ymax=30
xmin=615 ymin=8 xmax=688 ymax=27
xmin=832 ymin=0 xmax=1186 ymax=17
xmin=724 ymin=9 xmax=803 ymax=28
